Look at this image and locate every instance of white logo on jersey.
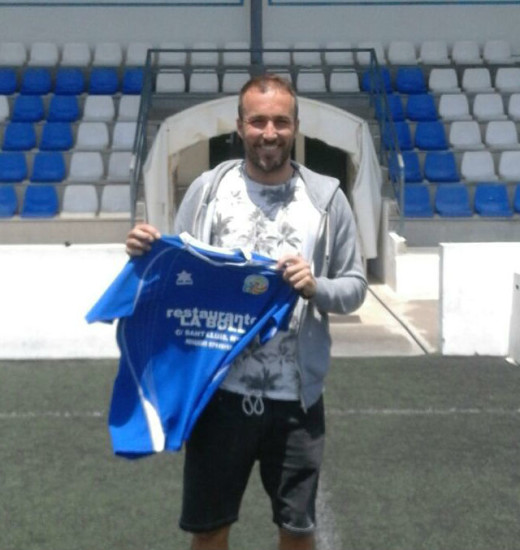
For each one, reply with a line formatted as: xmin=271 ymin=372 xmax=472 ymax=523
xmin=176 ymin=270 xmax=193 ymax=286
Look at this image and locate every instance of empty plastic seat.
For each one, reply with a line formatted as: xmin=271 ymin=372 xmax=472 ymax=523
xmin=474 ymin=183 xmax=513 ymax=217
xmin=68 ymin=151 xmax=104 ymax=181
xmin=107 ymin=151 xmax=133 ymax=181
xmin=448 ymin=120 xmax=484 ymax=150
xmin=0 ymin=95 xmax=9 ymax=121
xmin=514 ymin=184 xmax=520 ymax=213
xmin=296 ymin=70 xmax=326 ymax=93
xmin=361 ymin=67 xmax=392 ymax=93
xmin=383 ymin=120 xmax=413 ymax=151
xmin=54 ymin=68 xmax=85 ymax=95
xmin=31 ymin=151 xmax=66 ymax=183
xmin=191 ymin=42 xmax=219 ymax=66
xmin=438 ymin=93 xmax=471 ymax=121
xmin=472 ymin=93 xmax=506 ymax=121
xmin=158 ymin=42 xmax=187 ymax=66
xmin=419 ymin=40 xmax=450 ymax=65
xmin=126 ymin=42 xmax=153 ymax=66
xmin=82 ymin=95 xmax=115 ymax=121
xmin=155 ymin=70 xmax=186 ymax=93
xmin=498 ymin=151 xmax=520 ymax=180
xmin=452 ymin=40 xmax=482 ymax=65
xmin=424 ymin=151 xmax=459 ymax=183
xmin=20 ymin=67 xmax=52 ymax=95
xmin=39 ymin=122 xmax=74 ymax=151
xmin=292 ymin=42 xmax=321 ymax=65
xmin=494 ymin=68 xmax=520 ymax=93
xmin=111 ymin=122 xmax=137 ymax=150
xmin=2 ymin=122 xmax=36 ymax=151
xmin=483 ymin=40 xmax=513 ymax=65
xmin=118 ymin=95 xmax=141 ymax=120
xmin=263 ymin=41 xmax=291 ymax=66
xmin=428 ymin=68 xmax=459 ymax=93
xmin=222 ymin=42 xmax=250 ymax=66
xmin=324 ymin=41 xmax=354 ymax=66
xmin=462 ymin=68 xmax=493 ymax=93
xmin=405 ymin=93 xmax=437 ymax=121
xmin=329 ymin=70 xmax=359 ymax=93
xmin=189 ymin=70 xmax=219 ymax=93
xmin=435 ymin=183 xmax=473 ymax=217
xmin=485 ymin=121 xmax=519 ymax=149
xmin=0 ymin=42 xmax=27 ymax=66
xmin=47 ymin=95 xmax=80 ymax=122
xmin=12 ymin=95 xmax=45 ymax=122
xmin=0 ymin=184 xmax=17 ymax=217
xmin=395 ymin=67 xmax=427 ymax=94
xmin=122 ymin=67 xmax=144 ymax=94
xmin=93 ymin=42 xmax=123 ymax=67
xmin=61 ymin=42 xmax=91 ymax=67
xmin=76 ymin=122 xmax=109 ymax=150
xmin=414 ymin=121 xmax=448 ymax=150
xmin=401 ymin=150 xmax=423 ymax=183
xmin=28 ymin=42 xmax=59 ymax=67
xmin=375 ymin=93 xmax=405 ymax=122
xmin=460 ymin=150 xmax=496 ymax=181
xmin=0 ymin=68 xmax=17 ymax=94
xmin=356 ymin=41 xmax=386 ymax=65
xmin=403 ymin=184 xmax=433 ymax=217
xmin=89 ymin=67 xmax=119 ymax=94
xmin=21 ymin=184 xmax=58 ymax=218
xmin=508 ymin=94 xmax=520 ymax=121
xmin=221 ymin=70 xmax=250 ymax=93
xmin=61 ymin=184 xmax=98 ymax=216
xmin=0 ymin=152 xmax=28 ymax=182
xmin=388 ymin=41 xmax=417 ymax=65
xmin=100 ymin=184 xmax=131 ymax=214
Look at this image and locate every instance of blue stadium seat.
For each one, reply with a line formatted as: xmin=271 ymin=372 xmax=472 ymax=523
xmin=361 ymin=67 xmax=392 ymax=93
xmin=402 ymin=151 xmax=423 ymax=183
xmin=47 ymin=95 xmax=80 ymax=122
xmin=31 ymin=152 xmax=66 ymax=183
xmin=474 ymin=183 xmax=513 ymax=217
xmin=0 ymin=68 xmax=17 ymax=94
xmin=20 ymin=68 xmax=52 ymax=95
xmin=21 ymin=184 xmax=59 ymax=218
xmin=122 ymin=67 xmax=144 ymax=94
xmin=424 ymin=151 xmax=459 ymax=183
xmin=89 ymin=67 xmax=119 ymax=95
xmin=2 ymin=122 xmax=37 ymax=151
xmin=54 ymin=68 xmax=86 ymax=95
xmin=435 ymin=183 xmax=473 ymax=217
xmin=395 ymin=67 xmax=427 ymax=94
xmin=414 ymin=121 xmax=448 ymax=150
xmin=404 ymin=184 xmax=434 ymax=217
xmin=0 ymin=152 xmax=28 ymax=182
xmin=12 ymin=95 xmax=45 ymax=122
xmin=375 ymin=93 xmax=405 ymax=122
xmin=383 ymin=120 xmax=413 ymax=151
xmin=0 ymin=184 xmax=18 ymax=217
xmin=39 ymin=122 xmax=74 ymax=151
xmin=514 ymin=184 xmax=520 ymax=213
xmin=406 ymin=93 xmax=438 ymax=121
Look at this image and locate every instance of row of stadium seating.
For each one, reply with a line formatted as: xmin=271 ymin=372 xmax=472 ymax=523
xmin=0 ymin=39 xmax=516 ymax=68
xmin=404 ymin=182 xmax=520 ymax=218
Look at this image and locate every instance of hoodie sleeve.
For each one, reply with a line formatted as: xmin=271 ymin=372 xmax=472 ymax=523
xmin=312 ymin=189 xmax=368 ymax=315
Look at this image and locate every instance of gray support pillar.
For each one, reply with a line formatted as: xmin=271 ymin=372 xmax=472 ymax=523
xmin=250 ymin=0 xmax=263 ymax=74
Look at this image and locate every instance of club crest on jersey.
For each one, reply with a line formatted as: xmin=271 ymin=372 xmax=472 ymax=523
xmin=243 ymin=274 xmax=269 ymax=295
xmin=176 ymin=270 xmax=193 ymax=286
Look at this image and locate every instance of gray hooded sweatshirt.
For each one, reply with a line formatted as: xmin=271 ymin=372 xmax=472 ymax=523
xmin=173 ymin=159 xmax=367 ymax=408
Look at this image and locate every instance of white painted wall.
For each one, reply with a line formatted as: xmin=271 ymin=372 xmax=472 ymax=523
xmin=440 ymin=243 xmax=520 ymax=356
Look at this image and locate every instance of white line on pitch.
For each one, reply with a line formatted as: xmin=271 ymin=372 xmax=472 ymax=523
xmin=327 ymin=407 xmax=520 ymax=416
xmin=0 ymin=411 xmax=105 ymax=419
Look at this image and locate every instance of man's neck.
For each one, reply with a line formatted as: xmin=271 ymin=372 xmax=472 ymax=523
xmin=243 ymin=161 xmax=295 ymax=186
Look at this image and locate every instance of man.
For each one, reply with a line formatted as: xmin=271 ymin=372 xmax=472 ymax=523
xmin=126 ymin=74 xmax=367 ymax=550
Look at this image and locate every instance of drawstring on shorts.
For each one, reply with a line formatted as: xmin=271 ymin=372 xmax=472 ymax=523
xmin=241 ymin=394 xmax=265 ymax=416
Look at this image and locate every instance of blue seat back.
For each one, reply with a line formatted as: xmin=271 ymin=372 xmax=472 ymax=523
xmin=89 ymin=68 xmax=119 ymax=95
xmin=47 ymin=95 xmax=80 ymax=122
xmin=12 ymin=95 xmax=45 ymax=122
xmin=514 ymin=184 xmax=520 ymax=213
xmin=21 ymin=184 xmax=59 ymax=218
xmin=2 ymin=122 xmax=37 ymax=151
xmin=55 ymin=68 xmax=86 ymax=95
xmin=424 ymin=151 xmax=459 ymax=183
xmin=31 ymin=152 xmax=66 ymax=183
xmin=122 ymin=68 xmax=144 ymax=94
xmin=395 ymin=67 xmax=427 ymax=94
xmin=414 ymin=121 xmax=448 ymax=151
xmin=40 ymin=122 xmax=74 ymax=151
xmin=406 ymin=93 xmax=438 ymax=121
xmin=0 ymin=184 xmax=18 ymax=217
xmin=435 ymin=183 xmax=473 ymax=217
xmin=0 ymin=68 xmax=17 ymax=94
xmin=375 ymin=93 xmax=405 ymax=122
xmin=474 ymin=183 xmax=513 ymax=217
xmin=20 ymin=68 xmax=52 ymax=95
xmin=361 ymin=67 xmax=392 ymax=93
xmin=0 ymin=152 xmax=28 ymax=182
xmin=404 ymin=184 xmax=433 ymax=217
xmin=383 ymin=120 xmax=413 ymax=151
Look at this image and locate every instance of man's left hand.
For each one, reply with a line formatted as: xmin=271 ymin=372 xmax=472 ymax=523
xmin=276 ymin=254 xmax=317 ymax=300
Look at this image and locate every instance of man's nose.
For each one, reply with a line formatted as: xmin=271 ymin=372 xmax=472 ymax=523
xmin=262 ymin=120 xmax=277 ymax=139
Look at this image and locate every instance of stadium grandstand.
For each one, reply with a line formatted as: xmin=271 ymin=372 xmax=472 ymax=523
xmin=0 ymin=0 xmax=519 ymax=359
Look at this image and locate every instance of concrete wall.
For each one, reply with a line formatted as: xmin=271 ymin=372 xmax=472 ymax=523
xmin=440 ymin=242 xmax=520 ymax=356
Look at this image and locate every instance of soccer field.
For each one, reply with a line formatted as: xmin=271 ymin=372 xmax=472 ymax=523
xmin=1 ymin=356 xmax=519 ymax=550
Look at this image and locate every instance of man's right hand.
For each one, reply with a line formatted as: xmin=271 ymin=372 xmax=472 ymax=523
xmin=125 ymin=223 xmax=161 ymax=256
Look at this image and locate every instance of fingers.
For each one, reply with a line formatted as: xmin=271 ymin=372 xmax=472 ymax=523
xmin=277 ymin=254 xmax=317 ymax=299
xmin=125 ymin=223 xmax=161 ymax=256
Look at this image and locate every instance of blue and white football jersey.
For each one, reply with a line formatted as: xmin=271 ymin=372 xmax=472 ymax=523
xmin=86 ymin=233 xmax=297 ymax=458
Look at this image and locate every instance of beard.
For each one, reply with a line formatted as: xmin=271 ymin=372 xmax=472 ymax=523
xmin=243 ymin=139 xmax=294 ymax=176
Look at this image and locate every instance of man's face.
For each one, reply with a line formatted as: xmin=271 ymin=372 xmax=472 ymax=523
xmin=237 ymin=86 xmax=299 ymax=183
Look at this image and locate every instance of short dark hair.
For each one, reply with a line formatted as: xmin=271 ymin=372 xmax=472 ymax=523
xmin=238 ymin=74 xmax=299 ymax=121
